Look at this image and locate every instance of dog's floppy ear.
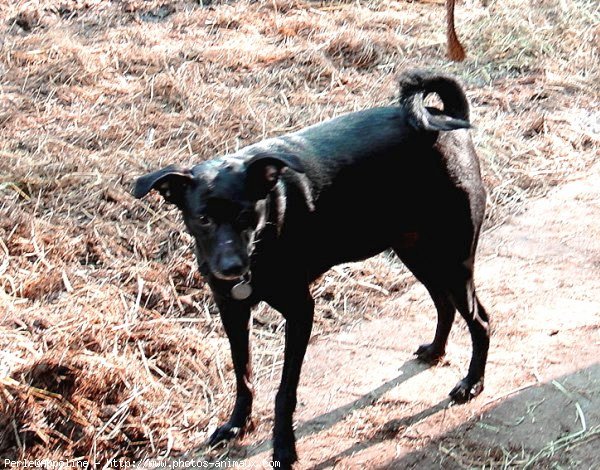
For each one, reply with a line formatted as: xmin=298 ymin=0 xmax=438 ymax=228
xmin=245 ymin=152 xmax=305 ymax=200
xmin=133 ymin=164 xmax=194 ymax=206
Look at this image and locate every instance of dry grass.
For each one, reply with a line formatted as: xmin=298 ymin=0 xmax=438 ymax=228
xmin=0 ymin=0 xmax=598 ymax=463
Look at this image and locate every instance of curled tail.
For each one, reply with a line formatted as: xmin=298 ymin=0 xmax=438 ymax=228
xmin=398 ymin=70 xmax=471 ymax=132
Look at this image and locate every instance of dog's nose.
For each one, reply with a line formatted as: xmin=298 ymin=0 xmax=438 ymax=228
xmin=219 ymin=255 xmax=247 ymax=278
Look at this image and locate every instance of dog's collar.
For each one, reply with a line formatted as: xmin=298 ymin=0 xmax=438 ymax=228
xmin=227 ymin=187 xmax=283 ymax=301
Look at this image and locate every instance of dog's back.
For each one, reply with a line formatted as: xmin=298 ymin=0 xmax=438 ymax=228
xmin=239 ymin=72 xmax=485 ymax=280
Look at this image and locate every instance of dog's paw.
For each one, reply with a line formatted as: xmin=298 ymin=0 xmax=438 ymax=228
xmin=414 ymin=343 xmax=445 ymax=364
xmin=449 ymin=378 xmax=484 ymax=403
xmin=273 ymin=429 xmax=298 ymax=470
xmin=272 ymin=445 xmax=298 ymax=470
xmin=208 ymin=423 xmax=242 ymax=448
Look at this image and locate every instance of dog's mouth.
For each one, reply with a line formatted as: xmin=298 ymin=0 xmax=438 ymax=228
xmin=211 ymin=267 xmax=250 ymax=282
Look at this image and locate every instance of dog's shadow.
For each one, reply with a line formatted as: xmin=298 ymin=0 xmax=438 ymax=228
xmin=306 ymin=397 xmax=451 ymax=470
xmin=215 ymin=358 xmax=443 ymax=462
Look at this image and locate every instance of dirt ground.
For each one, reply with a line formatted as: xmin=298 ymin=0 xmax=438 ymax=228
xmin=197 ymin=164 xmax=600 ymax=469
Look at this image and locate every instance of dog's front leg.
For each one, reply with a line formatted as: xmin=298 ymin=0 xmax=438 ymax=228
xmin=271 ymin=291 xmax=314 ymax=468
xmin=208 ymin=294 xmax=254 ymax=447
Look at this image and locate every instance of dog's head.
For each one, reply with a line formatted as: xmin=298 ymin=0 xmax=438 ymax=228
xmin=134 ymin=153 xmax=304 ymax=281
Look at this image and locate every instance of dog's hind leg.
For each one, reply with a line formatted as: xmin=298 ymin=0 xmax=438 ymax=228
xmin=208 ymin=296 xmax=254 ymax=447
xmin=394 ymin=246 xmax=489 ymax=402
xmin=446 ymin=267 xmax=490 ymax=402
xmin=393 ymin=247 xmax=456 ymax=364
xmin=415 ymin=287 xmax=456 ymax=364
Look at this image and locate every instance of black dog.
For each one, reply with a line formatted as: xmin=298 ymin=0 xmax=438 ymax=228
xmin=134 ymin=70 xmax=490 ymax=468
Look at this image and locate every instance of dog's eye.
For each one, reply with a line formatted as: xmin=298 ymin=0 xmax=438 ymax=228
xmin=195 ymin=215 xmax=213 ymax=227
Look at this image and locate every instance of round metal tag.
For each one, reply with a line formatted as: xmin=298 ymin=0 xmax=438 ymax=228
xmin=231 ymin=282 xmax=252 ymax=300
